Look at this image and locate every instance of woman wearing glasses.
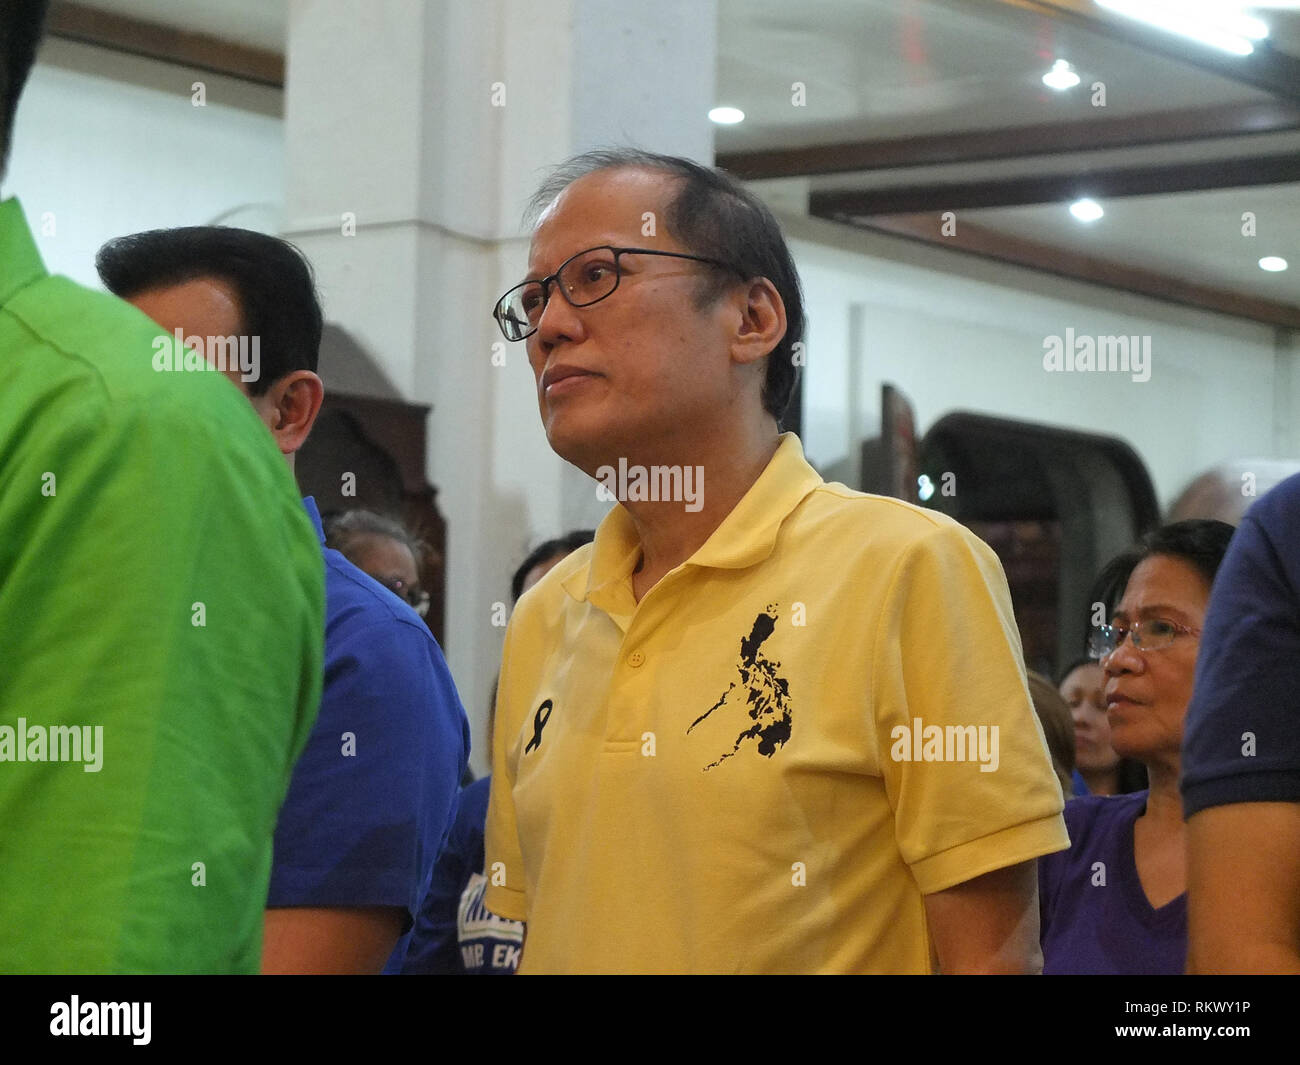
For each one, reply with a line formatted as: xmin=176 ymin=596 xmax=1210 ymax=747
xmin=1038 ymin=519 xmax=1235 ymax=974
xmin=324 ymin=509 xmax=433 ymax=618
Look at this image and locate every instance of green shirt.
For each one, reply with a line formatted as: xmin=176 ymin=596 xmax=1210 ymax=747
xmin=0 ymin=198 xmax=324 ymax=973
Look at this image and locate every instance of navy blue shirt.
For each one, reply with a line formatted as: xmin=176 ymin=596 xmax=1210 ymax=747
xmin=1183 ymin=473 xmax=1300 ymax=816
xmin=267 ymin=497 xmax=470 ymax=972
xmin=401 ymin=776 xmax=523 ymax=974
xmin=1038 ymin=792 xmax=1187 ymax=974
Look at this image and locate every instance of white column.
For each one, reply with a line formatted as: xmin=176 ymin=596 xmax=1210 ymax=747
xmin=284 ymin=0 xmax=718 ymax=772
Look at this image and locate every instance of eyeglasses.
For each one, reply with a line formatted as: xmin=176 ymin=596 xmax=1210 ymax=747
xmin=382 ymin=577 xmax=430 ymax=618
xmin=1087 ymin=618 xmax=1201 ymax=660
xmin=492 ymin=245 xmax=739 ymax=342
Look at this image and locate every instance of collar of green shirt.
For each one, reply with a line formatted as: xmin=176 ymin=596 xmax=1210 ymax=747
xmin=0 ymin=199 xmax=47 ymax=309
xmin=564 ymin=431 xmax=823 ymax=607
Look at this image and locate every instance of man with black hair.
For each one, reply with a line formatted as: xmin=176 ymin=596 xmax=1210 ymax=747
xmin=97 ymin=226 xmax=469 ymax=974
xmin=0 ymin=1 xmax=325 ymax=973
xmin=483 ymin=149 xmax=1068 ymax=973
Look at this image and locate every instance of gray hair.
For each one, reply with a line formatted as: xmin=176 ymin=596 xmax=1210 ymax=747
xmin=324 ymin=509 xmax=425 ymax=562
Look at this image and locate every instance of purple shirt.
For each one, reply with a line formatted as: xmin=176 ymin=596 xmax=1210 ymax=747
xmin=1038 ymin=792 xmax=1186 ymax=974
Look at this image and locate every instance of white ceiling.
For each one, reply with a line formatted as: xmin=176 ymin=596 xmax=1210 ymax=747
xmin=963 ymin=183 xmax=1300 ymax=296
xmin=66 ymin=0 xmax=1300 ymax=313
xmin=714 ymin=0 xmax=1273 ymax=152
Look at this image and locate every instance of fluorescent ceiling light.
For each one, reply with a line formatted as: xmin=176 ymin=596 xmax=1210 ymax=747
xmin=1259 ymin=256 xmax=1289 ymax=272
xmin=1097 ymin=1 xmax=1269 ymax=55
xmin=1042 ymin=59 xmax=1081 ymax=90
xmin=708 ymin=106 xmax=745 ymax=125
xmin=1069 ymin=198 xmax=1105 ymax=223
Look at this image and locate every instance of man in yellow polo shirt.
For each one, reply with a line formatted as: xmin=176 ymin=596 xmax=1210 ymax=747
xmin=484 ymin=148 xmax=1068 ymax=973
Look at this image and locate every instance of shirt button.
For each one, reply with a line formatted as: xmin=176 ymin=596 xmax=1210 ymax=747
xmin=628 ymin=650 xmax=646 ymax=668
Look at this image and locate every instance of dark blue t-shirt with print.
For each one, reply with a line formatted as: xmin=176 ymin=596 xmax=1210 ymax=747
xmin=402 ymin=776 xmax=523 ymax=974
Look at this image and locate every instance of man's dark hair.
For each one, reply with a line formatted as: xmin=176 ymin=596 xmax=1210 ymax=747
xmin=511 ymin=529 xmax=595 ymax=603
xmin=528 ymin=147 xmax=805 ymax=422
xmin=1089 ymin=519 xmax=1236 ymax=621
xmin=96 ymin=226 xmax=322 ymax=396
xmin=1 ymin=0 xmax=50 ymax=173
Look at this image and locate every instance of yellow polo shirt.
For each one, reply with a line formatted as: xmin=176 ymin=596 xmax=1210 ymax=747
xmin=485 ymin=433 xmax=1067 ymax=973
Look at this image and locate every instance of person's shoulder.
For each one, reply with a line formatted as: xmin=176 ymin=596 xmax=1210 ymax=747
xmin=324 ymin=549 xmax=435 ymax=639
xmin=511 ymin=542 xmax=593 ymax=617
xmin=802 ymin=481 xmax=970 ymax=536
xmin=320 ymin=552 xmax=465 ymax=711
xmin=1063 ymin=791 xmax=1146 ymax=840
xmin=1244 ymin=473 xmax=1300 ymax=545
xmin=794 ymin=481 xmax=990 ymax=566
xmin=1252 ymin=471 xmax=1300 ymax=516
xmin=14 ymin=275 xmax=250 ymax=416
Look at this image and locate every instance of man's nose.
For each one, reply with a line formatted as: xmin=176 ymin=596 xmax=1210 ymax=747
xmin=534 ymin=286 xmax=585 ymax=348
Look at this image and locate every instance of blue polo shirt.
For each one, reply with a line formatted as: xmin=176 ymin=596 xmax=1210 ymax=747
xmin=267 ymin=497 xmax=470 ymax=972
xmin=1183 ymin=474 xmax=1300 ymax=815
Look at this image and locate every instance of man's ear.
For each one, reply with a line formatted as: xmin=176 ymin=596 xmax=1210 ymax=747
xmin=729 ymin=277 xmax=786 ymax=369
xmin=258 ymin=371 xmax=324 ymax=455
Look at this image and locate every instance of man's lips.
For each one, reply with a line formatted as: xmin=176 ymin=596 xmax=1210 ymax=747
xmin=541 ymin=365 xmax=600 ymax=393
xmin=1107 ymin=692 xmax=1141 ymax=708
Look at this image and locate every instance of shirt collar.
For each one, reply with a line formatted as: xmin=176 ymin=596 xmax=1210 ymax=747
xmin=301 ymin=496 xmax=326 ymax=547
xmin=0 ymin=199 xmax=47 ymax=309
xmin=562 ymin=432 xmax=823 ymax=608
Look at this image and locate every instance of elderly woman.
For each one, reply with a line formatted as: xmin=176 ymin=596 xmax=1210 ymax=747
xmin=1038 ymin=519 xmax=1235 ymax=974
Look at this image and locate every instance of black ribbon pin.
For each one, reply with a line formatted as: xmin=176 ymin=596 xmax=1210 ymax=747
xmin=524 ymin=699 xmax=553 ymax=754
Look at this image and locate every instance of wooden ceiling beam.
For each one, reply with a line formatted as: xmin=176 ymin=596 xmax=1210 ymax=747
xmin=838 ymin=211 xmax=1300 ymax=329
xmin=45 ymin=1 xmax=284 ymax=88
xmin=810 ymin=151 xmax=1300 ymax=215
xmin=718 ymin=101 xmax=1300 ymax=180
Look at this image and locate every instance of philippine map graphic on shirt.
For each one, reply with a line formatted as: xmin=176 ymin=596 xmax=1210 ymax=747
xmin=687 ymin=604 xmax=793 ymax=770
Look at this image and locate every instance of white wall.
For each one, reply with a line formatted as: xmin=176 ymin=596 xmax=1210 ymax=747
xmin=12 ymin=36 xmax=1293 ymax=773
xmin=786 ymin=212 xmax=1285 ymax=511
xmin=3 ymin=39 xmax=283 ymax=288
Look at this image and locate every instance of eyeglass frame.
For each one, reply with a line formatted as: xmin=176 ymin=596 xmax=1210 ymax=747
xmin=380 ymin=576 xmax=430 ymax=618
xmin=492 ymin=245 xmax=743 ymax=342
xmin=1087 ymin=618 xmax=1202 ymax=661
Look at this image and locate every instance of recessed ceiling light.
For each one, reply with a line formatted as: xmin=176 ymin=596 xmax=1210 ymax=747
xmin=708 ymin=106 xmax=745 ymax=125
xmin=1259 ymin=256 xmax=1289 ymax=272
xmin=1069 ymin=198 xmax=1105 ymax=223
xmin=1096 ymin=1 xmax=1268 ymax=56
xmin=1042 ymin=59 xmax=1081 ymax=90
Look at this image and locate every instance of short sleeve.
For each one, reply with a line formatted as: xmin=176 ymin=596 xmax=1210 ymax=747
xmin=870 ymin=520 xmax=1069 ymax=895
xmin=483 ymin=619 xmax=529 ymax=923
xmin=1182 ymin=479 xmax=1300 ymax=816
xmin=268 ymin=616 xmax=468 ymax=933
xmin=400 ymin=786 xmax=473 ymax=974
